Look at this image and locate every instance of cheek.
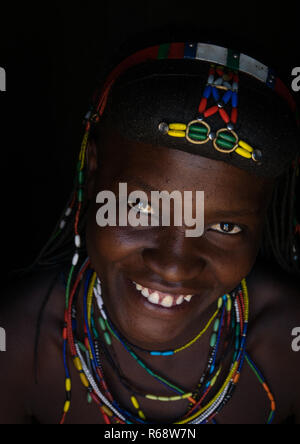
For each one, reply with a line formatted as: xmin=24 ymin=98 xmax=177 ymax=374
xmin=85 ymin=203 xmax=142 ymax=271
xmin=205 ymin=223 xmax=265 ymax=292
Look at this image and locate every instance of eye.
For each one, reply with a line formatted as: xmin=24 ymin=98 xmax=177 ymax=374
xmin=128 ymin=199 xmax=154 ymax=215
xmin=209 ymin=222 xmax=243 ymax=235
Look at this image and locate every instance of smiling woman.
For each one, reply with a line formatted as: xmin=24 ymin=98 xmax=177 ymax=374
xmin=1 ymin=40 xmax=300 ymax=425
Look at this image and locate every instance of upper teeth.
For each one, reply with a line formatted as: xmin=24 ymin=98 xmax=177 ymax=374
xmin=133 ymin=282 xmax=194 ymax=307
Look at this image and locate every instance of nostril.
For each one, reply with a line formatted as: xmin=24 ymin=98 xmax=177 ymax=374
xmin=142 ymin=247 xmax=206 ymax=283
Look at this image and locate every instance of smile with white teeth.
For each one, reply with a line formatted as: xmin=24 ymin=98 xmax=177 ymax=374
xmin=133 ymin=282 xmax=194 ymax=308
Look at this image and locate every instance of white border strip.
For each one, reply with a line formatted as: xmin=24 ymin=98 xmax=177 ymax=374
xmin=195 ymin=43 xmax=269 ymax=84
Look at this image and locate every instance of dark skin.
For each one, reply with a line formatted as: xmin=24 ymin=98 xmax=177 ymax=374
xmin=1 ymin=130 xmax=300 ymax=424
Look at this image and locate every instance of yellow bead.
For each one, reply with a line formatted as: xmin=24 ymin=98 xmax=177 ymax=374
xmin=169 ymin=123 xmax=187 ymax=131
xmin=138 ymin=410 xmax=146 ymax=420
xmin=102 ymin=406 xmax=113 ymax=417
xmin=157 ymin=396 xmax=170 ymax=402
xmin=146 ymin=394 xmax=157 ymax=400
xmin=131 ymin=396 xmax=140 ymax=410
xmin=226 ymin=298 xmax=232 ymax=312
xmin=238 ymin=140 xmax=254 ymax=153
xmin=168 ymin=130 xmax=186 ymax=138
xmin=65 ymin=378 xmax=71 ymax=392
xmin=218 ymin=297 xmax=223 ymax=309
xmin=182 ymin=393 xmax=193 ymax=399
xmin=73 ymin=357 xmax=82 ymax=372
xmin=235 ymin=147 xmax=252 ymax=159
xmin=169 ymin=396 xmax=182 ymax=401
xmin=63 ymin=401 xmax=71 ymax=413
xmin=211 ymin=375 xmax=218 ymax=387
xmin=79 ymin=372 xmax=89 ymax=388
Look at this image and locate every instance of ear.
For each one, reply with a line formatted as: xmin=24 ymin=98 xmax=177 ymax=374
xmin=86 ymin=140 xmax=98 ymax=200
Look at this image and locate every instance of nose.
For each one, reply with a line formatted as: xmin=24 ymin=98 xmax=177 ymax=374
xmin=142 ymin=227 xmax=206 ymax=284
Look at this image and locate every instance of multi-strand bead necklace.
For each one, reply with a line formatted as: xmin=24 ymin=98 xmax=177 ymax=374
xmin=60 ymin=257 xmax=276 ymax=425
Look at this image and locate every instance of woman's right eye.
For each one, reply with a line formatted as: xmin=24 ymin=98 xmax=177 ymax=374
xmin=209 ymin=222 xmax=243 ymax=235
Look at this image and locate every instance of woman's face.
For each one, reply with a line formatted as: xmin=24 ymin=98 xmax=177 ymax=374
xmin=85 ymin=130 xmax=274 ymax=350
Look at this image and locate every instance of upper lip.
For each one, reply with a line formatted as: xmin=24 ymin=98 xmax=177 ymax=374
xmin=132 ymin=279 xmax=197 ymax=296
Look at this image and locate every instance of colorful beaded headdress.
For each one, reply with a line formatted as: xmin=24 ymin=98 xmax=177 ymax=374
xmin=84 ymin=42 xmax=300 ymax=179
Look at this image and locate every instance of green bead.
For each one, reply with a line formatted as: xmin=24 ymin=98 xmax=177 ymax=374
xmin=227 ymin=49 xmax=240 ymax=71
xmin=92 ymin=327 xmax=99 ymax=339
xmin=216 ymin=139 xmax=235 ymax=150
xmin=213 ymin=319 xmax=220 ymax=333
xmin=98 ymin=317 xmax=106 ymax=332
xmin=138 ymin=361 xmax=147 ymax=370
xmin=189 ymin=125 xmax=208 ymax=134
xmin=87 ymin=393 xmax=93 ymax=404
xmin=104 ymin=332 xmax=112 ymax=346
xmin=189 ymin=132 xmax=207 ymax=141
xmin=158 ymin=43 xmax=170 ymax=60
xmin=218 ymin=132 xmax=237 ymax=143
xmin=236 ymin=325 xmax=240 ymax=336
xmin=78 ymin=341 xmax=87 ymax=353
xmin=78 ymin=171 xmax=84 ymax=185
xmin=210 ymin=333 xmax=217 ymax=348
xmin=77 ymin=161 xmax=82 ymax=172
xmin=78 ymin=189 xmax=84 ymax=202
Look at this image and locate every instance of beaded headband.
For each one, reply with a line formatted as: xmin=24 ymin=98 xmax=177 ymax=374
xmin=84 ymin=42 xmax=299 ymax=170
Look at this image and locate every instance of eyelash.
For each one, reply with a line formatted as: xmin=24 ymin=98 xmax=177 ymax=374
xmin=208 ymin=223 xmax=243 ymax=235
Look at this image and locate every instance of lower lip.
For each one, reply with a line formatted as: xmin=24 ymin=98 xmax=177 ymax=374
xmin=127 ymin=279 xmax=194 ymax=314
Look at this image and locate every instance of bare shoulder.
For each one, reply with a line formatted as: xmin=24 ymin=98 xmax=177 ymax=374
xmin=0 ymin=266 xmax=67 ymax=424
xmin=247 ymin=258 xmax=300 ymax=328
xmin=246 ymin=259 xmax=300 ymax=422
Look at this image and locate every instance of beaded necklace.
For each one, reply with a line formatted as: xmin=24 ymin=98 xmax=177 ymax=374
xmin=60 ymin=257 xmax=276 ymax=424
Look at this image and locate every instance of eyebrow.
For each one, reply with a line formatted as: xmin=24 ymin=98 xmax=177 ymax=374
xmin=121 ymin=177 xmax=162 ymax=194
xmin=122 ymin=178 xmax=262 ymax=217
xmin=208 ymin=208 xmax=262 ymax=218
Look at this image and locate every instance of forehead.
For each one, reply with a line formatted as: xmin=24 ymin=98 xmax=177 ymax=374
xmin=96 ymin=130 xmax=274 ymax=210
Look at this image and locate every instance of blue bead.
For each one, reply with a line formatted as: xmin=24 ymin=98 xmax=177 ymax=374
xmin=184 ymin=42 xmax=197 ymax=59
xmin=266 ymin=68 xmax=276 ymax=90
xmin=203 ymin=85 xmax=212 ymax=99
xmin=163 ymin=351 xmax=174 ymax=356
xmin=212 ymin=87 xmax=220 ymax=101
xmin=222 ymin=90 xmax=232 ymax=104
xmin=232 ymin=92 xmax=238 ymax=107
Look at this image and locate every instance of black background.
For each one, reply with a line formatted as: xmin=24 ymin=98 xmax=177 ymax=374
xmin=0 ymin=1 xmax=299 ymax=281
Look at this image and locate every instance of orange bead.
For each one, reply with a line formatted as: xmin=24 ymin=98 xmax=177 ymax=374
xmin=233 ymin=374 xmax=240 ymax=384
xmin=262 ymin=383 xmax=269 ymax=393
xmin=271 ymin=401 xmax=276 ymax=411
